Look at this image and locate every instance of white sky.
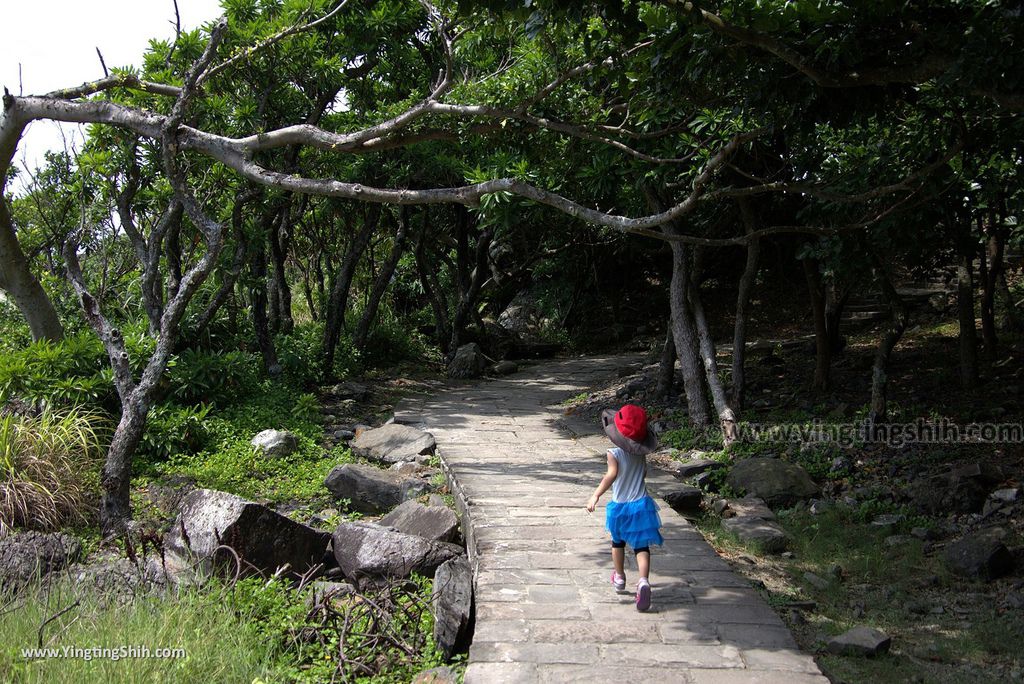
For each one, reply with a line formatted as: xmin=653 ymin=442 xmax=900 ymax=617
xmin=1 ymin=0 xmax=225 ymax=191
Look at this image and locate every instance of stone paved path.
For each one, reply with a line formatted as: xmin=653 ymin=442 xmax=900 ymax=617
xmin=396 ymin=356 xmax=827 ymax=684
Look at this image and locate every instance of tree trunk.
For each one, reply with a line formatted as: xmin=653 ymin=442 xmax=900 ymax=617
xmin=448 ymin=217 xmax=493 ymax=354
xmin=302 ymin=270 xmax=317 ymax=322
xmin=269 ymin=208 xmax=294 ymax=334
xmin=824 ymin=284 xmax=849 ymax=353
xmin=250 ymin=235 xmax=280 ymax=374
xmin=354 ymin=209 xmax=410 ymax=350
xmin=667 ymin=238 xmax=712 ymax=427
xmin=957 ymin=251 xmax=980 ymax=388
xmin=868 ymin=258 xmax=909 ymax=424
xmin=268 ymin=267 xmax=280 ymax=334
xmin=803 ymin=257 xmax=831 ymax=392
xmin=997 ymin=269 xmax=1022 ymax=332
xmin=730 ymin=198 xmax=760 ymax=410
xmin=688 ymin=274 xmax=739 ymax=446
xmin=193 ymin=189 xmax=258 ymax=338
xmin=99 ymin=405 xmax=147 ymax=532
xmin=323 ymin=205 xmax=378 ymax=376
xmin=656 ymin=325 xmax=676 ymax=399
xmin=981 ymin=222 xmax=1004 ymax=356
xmin=0 ymin=197 xmax=63 ymax=341
xmin=415 ymin=208 xmax=451 ymax=354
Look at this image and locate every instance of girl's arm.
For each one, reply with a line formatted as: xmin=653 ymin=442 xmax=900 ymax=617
xmin=586 ymin=452 xmax=618 ymax=512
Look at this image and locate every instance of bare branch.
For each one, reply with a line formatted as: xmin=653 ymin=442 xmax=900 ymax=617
xmin=165 ymin=0 xmax=183 ymax=67
xmin=95 ymin=48 xmax=109 ymax=78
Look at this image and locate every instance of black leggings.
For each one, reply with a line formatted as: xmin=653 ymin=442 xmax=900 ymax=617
xmin=611 ymin=540 xmax=649 ymax=555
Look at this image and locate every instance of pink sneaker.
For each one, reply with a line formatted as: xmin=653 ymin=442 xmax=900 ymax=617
xmin=636 ymin=579 xmax=651 ymax=612
xmin=610 ymin=571 xmax=626 ymax=592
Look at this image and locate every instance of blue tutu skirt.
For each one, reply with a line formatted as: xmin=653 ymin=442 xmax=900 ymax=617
xmin=606 ymin=495 xmax=664 ymax=549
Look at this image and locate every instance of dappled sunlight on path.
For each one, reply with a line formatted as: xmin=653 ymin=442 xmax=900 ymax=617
xmin=397 ymin=356 xmax=827 ymax=683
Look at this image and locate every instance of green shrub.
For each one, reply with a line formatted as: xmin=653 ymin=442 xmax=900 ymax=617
xmin=0 ymin=409 xmax=106 ymax=534
xmin=274 ymin=323 xmax=338 ymax=383
xmin=0 ymin=330 xmax=158 ymax=413
xmin=0 ymin=335 xmax=111 ymax=409
xmin=290 ymin=393 xmax=320 ymax=423
xmin=167 ymin=349 xmax=260 ymax=406
xmin=0 ymin=300 xmax=32 ymax=355
xmin=137 ymin=404 xmax=212 ymax=462
xmin=351 ymin=309 xmax=429 ymax=367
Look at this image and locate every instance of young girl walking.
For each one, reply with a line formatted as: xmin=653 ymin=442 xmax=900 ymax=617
xmin=586 ymin=404 xmax=664 ymax=612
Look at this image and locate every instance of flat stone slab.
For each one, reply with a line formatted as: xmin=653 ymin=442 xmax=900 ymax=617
xmin=826 ymin=626 xmax=891 ymax=656
xmin=401 ymin=355 xmax=825 ymax=682
xmin=351 ymin=423 xmax=436 ymax=464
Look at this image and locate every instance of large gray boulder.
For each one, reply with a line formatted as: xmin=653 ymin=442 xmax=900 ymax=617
xmin=492 ymin=360 xmax=519 ymax=376
xmin=912 ymin=472 xmax=987 ymax=515
xmin=826 ymin=626 xmax=891 ymax=657
xmin=447 ymin=343 xmax=485 ymax=379
xmin=251 ymin=429 xmax=300 ymax=458
xmin=726 ymin=458 xmax=819 ymax=508
xmin=351 ymin=424 xmax=436 ymax=464
xmin=164 ymin=489 xmax=330 ymax=581
xmin=324 ymin=463 xmax=430 ymax=514
xmin=380 ymin=500 xmax=459 ymax=543
xmin=325 ymin=381 xmax=370 ymax=401
xmin=718 ymin=496 xmax=789 ymax=553
xmin=0 ymin=531 xmax=81 ymax=590
xmin=331 ymin=522 xmax=462 ymax=583
xmin=432 ymin=557 xmax=473 ymax=658
xmin=721 ymin=516 xmax=790 ymax=553
xmin=943 ymin=530 xmax=1014 ymax=581
xmin=662 ymin=486 xmax=703 ymax=514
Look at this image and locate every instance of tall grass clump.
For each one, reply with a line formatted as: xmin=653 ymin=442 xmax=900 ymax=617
xmin=0 ymin=582 xmax=276 ymax=684
xmin=0 ymin=409 xmax=106 ymax=534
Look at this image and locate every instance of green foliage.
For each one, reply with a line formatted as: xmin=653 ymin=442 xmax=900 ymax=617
xmin=137 ymin=383 xmax=347 ymax=504
xmin=290 ymin=393 xmax=321 ymax=423
xmin=0 ymin=409 xmax=106 ymax=534
xmin=274 ymin=323 xmax=335 ymax=384
xmin=348 ymin=309 xmax=430 ymax=368
xmin=168 ymin=349 xmax=261 ymax=406
xmin=0 ymin=301 xmax=32 ymax=355
xmin=785 ymin=442 xmax=845 ymax=482
xmin=660 ymin=422 xmax=723 ymax=452
xmin=138 ymin=404 xmax=213 ymax=462
xmin=0 ymin=335 xmax=112 ymax=410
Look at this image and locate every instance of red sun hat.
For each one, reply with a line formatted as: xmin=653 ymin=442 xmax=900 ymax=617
xmin=601 ymin=404 xmax=659 ymax=456
xmin=615 ymin=404 xmax=648 ymax=441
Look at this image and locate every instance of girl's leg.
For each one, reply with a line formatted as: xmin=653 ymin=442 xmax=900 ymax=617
xmin=612 ymin=541 xmax=626 ymax=576
xmin=635 ymin=547 xmax=650 ymax=581
xmin=634 ymin=547 xmax=652 ymax=611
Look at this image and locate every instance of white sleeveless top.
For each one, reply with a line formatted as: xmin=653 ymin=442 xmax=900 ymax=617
xmin=609 ymin=447 xmax=648 ymax=503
